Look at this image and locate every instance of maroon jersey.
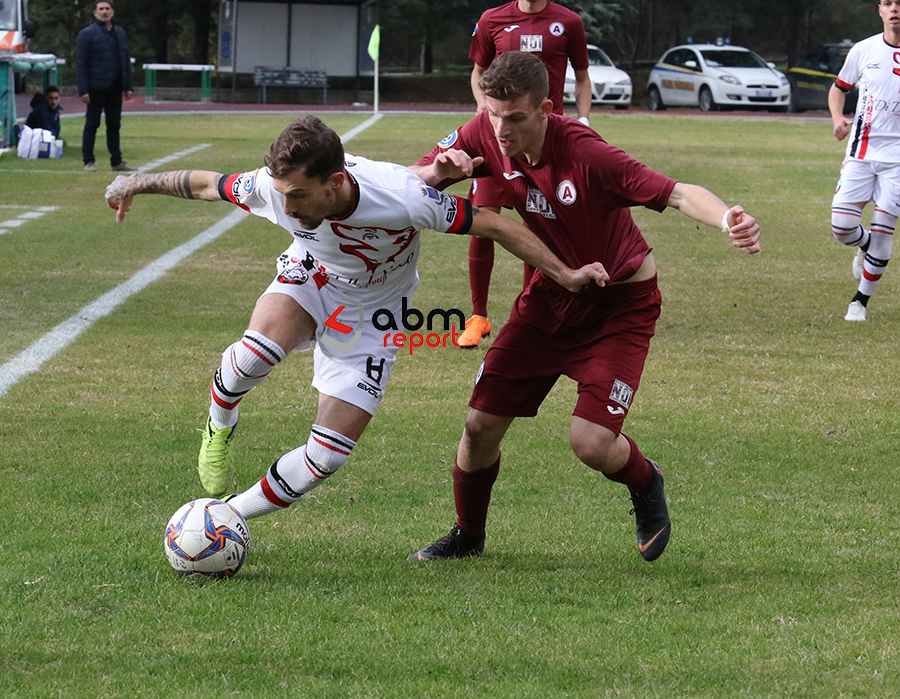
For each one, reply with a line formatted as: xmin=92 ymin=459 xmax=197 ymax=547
xmin=470 ymin=1 xmax=589 ymax=115
xmin=419 ymin=112 xmax=677 ymax=284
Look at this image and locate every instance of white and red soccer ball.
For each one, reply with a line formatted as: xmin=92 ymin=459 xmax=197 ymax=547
xmin=164 ymin=498 xmax=250 ymax=577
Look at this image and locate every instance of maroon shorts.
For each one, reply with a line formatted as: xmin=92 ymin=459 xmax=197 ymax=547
xmin=469 ymin=274 xmax=661 ymax=434
xmin=468 ymin=176 xmax=511 ymax=209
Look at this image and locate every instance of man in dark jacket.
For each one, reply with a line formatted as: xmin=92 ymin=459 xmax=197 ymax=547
xmin=77 ymin=0 xmax=135 ymax=172
xmin=25 ymin=86 xmax=62 ymax=138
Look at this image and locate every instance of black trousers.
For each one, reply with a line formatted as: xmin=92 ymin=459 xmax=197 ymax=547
xmin=82 ymin=83 xmax=124 ymax=166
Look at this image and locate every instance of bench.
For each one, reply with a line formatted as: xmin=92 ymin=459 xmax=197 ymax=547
xmin=143 ymin=63 xmax=216 ymax=103
xmin=254 ymin=67 xmax=328 ymax=104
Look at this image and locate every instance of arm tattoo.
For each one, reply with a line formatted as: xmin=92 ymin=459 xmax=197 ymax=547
xmin=130 ymin=171 xmax=196 ymax=199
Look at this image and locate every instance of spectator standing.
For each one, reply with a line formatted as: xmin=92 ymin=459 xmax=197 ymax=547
xmin=77 ymin=0 xmax=135 ymax=172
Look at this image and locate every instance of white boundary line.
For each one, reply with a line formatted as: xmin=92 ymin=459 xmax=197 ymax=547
xmin=0 ymin=206 xmax=60 ymax=236
xmin=139 ymin=143 xmax=211 ymax=173
xmin=0 ymin=117 xmax=382 ymax=400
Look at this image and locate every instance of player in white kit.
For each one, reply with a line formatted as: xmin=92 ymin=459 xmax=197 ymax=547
xmin=829 ymin=0 xmax=900 ymax=321
xmin=104 ymin=115 xmax=606 ymax=523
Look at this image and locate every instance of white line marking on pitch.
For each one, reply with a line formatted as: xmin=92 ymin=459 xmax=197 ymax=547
xmin=0 ymin=145 xmax=210 ymax=235
xmin=0 ymin=205 xmax=59 ymax=236
xmin=0 ymin=118 xmax=382 ymax=400
xmin=139 ymin=143 xmax=212 ymax=172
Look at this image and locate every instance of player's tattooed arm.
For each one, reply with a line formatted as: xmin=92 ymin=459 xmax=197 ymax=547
xmin=105 ymin=170 xmax=225 ymax=223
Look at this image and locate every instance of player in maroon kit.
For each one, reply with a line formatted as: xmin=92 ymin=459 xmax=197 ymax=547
xmin=459 ymin=0 xmax=592 ymax=348
xmin=408 ymin=51 xmax=761 ymax=562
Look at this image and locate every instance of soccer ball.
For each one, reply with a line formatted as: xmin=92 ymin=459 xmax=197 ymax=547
xmin=163 ymin=498 xmax=250 ymax=577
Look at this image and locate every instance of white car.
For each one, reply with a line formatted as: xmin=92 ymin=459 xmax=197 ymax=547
xmin=563 ymin=44 xmax=632 ymax=110
xmin=647 ymin=44 xmax=790 ymax=112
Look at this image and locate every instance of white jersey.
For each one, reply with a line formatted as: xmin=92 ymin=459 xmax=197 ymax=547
xmin=837 ymin=34 xmax=900 ymax=162
xmin=220 ymin=155 xmax=472 ymax=304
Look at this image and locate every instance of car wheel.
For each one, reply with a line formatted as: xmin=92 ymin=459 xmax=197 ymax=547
xmin=648 ymin=86 xmax=665 ymax=111
xmin=787 ymin=92 xmax=802 ymax=113
xmin=699 ymin=85 xmax=717 ymax=112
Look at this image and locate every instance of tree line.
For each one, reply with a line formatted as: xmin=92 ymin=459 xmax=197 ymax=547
xmin=27 ymin=0 xmax=882 ymax=76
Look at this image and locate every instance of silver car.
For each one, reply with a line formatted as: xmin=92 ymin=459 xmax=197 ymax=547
xmin=647 ymin=43 xmax=790 ymax=112
xmin=563 ymin=44 xmax=632 ymax=110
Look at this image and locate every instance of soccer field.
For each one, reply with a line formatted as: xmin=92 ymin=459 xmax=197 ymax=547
xmin=1 ymin=111 xmax=899 ymax=698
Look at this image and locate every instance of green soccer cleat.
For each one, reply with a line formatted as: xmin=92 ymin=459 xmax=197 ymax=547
xmin=198 ymin=418 xmax=237 ymax=497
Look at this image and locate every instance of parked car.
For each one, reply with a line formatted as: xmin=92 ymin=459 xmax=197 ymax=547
xmin=787 ymin=40 xmax=857 ymax=113
xmin=563 ymin=44 xmax=632 ymax=109
xmin=647 ymin=43 xmax=790 ymax=112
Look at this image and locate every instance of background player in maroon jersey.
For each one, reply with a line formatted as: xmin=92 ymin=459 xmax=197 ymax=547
xmin=459 ymin=0 xmax=592 ymax=348
xmin=408 ymin=51 xmax=761 ymax=563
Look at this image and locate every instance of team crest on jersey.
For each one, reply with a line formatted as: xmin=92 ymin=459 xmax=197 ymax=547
xmin=550 ymin=22 xmax=564 ymax=37
xmin=609 ymin=379 xmax=634 ymax=409
xmin=276 ymin=261 xmax=310 ymax=286
xmin=520 ymin=35 xmax=542 ymax=52
xmin=526 ymin=186 xmax=557 ymax=219
xmin=438 ymin=131 xmax=459 ymax=149
xmin=556 ymin=180 xmax=577 ymax=205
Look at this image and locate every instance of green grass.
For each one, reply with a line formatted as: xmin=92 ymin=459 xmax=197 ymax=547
xmin=2 ymin=111 xmax=900 ymax=698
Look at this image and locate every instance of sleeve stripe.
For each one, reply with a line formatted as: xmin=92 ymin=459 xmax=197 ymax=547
xmin=219 ymin=174 xmax=239 ymax=202
xmin=447 ymin=196 xmax=473 ymax=235
xmin=219 ymin=173 xmax=252 ymax=212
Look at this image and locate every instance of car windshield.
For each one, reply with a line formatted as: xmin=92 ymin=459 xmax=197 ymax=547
xmin=0 ymin=0 xmax=19 ymax=31
xmin=700 ymin=49 xmax=767 ymax=69
xmin=588 ymin=47 xmax=613 ymax=67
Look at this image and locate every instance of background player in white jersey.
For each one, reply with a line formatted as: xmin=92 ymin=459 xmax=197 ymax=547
xmin=104 ymin=115 xmax=606 ymax=525
xmin=829 ymin=0 xmax=900 ymax=321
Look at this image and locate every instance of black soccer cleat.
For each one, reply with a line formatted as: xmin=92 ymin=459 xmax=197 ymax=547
xmin=629 ymin=459 xmax=671 ymax=562
xmin=408 ymin=524 xmax=485 ymax=561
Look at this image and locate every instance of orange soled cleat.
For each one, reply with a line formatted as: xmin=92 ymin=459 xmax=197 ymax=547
xmin=457 ymin=315 xmax=491 ymax=349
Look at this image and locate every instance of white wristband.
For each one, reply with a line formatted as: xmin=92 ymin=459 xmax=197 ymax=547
xmin=721 ymin=210 xmax=731 ymax=234
xmin=578 ymin=116 xmax=589 ymax=126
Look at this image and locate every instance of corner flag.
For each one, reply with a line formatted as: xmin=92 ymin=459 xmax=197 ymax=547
xmin=368 ymin=25 xmax=380 ymax=61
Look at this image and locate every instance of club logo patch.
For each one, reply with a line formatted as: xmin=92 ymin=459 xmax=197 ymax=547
xmin=276 ymin=263 xmax=309 ymax=286
xmin=609 ymin=379 xmax=634 ymax=409
xmin=556 ymin=180 xmax=576 ymax=205
xmin=438 ymin=131 xmax=459 ymax=149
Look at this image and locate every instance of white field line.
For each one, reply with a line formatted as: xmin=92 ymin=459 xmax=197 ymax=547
xmin=0 ymin=144 xmax=213 ymax=234
xmin=0 ymin=142 xmax=212 ymax=176
xmin=0 ymin=118 xmax=382 ymax=400
xmin=0 ymin=206 xmax=59 ymax=236
xmin=139 ymin=143 xmax=212 ymax=172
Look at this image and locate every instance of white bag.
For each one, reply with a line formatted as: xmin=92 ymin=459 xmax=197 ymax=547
xmin=17 ymin=126 xmax=57 ymax=159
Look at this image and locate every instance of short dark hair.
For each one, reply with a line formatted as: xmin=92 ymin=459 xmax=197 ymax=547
xmin=46 ymin=85 xmax=60 ymax=94
xmin=265 ymin=115 xmax=345 ymax=181
xmin=95 ymin=1 xmax=114 ymax=8
xmin=478 ymin=51 xmax=549 ymax=108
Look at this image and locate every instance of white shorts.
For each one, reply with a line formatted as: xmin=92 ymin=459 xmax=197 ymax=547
xmin=833 ymin=159 xmax=900 ymax=215
xmin=259 ymin=250 xmax=419 ymax=416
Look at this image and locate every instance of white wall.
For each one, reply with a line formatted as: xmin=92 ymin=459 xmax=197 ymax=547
xmin=235 ymin=2 xmax=359 ymax=77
